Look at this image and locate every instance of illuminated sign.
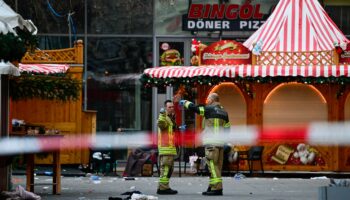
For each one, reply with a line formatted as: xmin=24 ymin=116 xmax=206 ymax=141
xmin=340 ymin=50 xmax=350 ymax=64
xmin=182 ymin=3 xmax=272 ymax=31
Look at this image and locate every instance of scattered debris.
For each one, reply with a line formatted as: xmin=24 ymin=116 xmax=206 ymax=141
xmin=0 ymin=185 xmax=41 ymax=200
xmin=310 ymin=176 xmax=328 ymax=180
xmin=90 ymin=175 xmax=100 ymax=181
xmin=90 ymin=175 xmax=101 ymax=184
xmin=108 ymin=197 xmax=123 ymax=200
xmin=44 ymin=171 xmax=53 ymax=176
xmin=130 ymin=193 xmax=158 ymax=200
xmin=329 ymin=179 xmax=350 ymax=187
xmin=92 ymin=152 xmax=103 ymax=160
xmin=121 ymin=190 xmax=141 ymax=196
xmin=112 ymin=190 xmax=158 ymax=200
xmin=233 ymin=173 xmax=246 ymax=180
xmin=123 ymin=177 xmax=137 ymax=181
xmin=42 ymin=186 xmax=49 ymax=191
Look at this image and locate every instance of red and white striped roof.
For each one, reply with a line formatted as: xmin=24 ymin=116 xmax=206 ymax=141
xmin=144 ymin=65 xmax=350 ymax=78
xmin=243 ymin=0 xmax=349 ymax=52
xmin=19 ymin=64 xmax=69 ymax=74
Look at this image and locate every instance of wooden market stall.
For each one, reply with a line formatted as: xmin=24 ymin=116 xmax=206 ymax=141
xmin=142 ymin=0 xmax=350 ymax=173
xmin=10 ymin=40 xmax=96 ymax=165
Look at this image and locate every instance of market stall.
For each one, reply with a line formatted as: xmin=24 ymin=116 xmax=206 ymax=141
xmin=10 ymin=40 xmax=96 ymax=165
xmin=0 ymin=0 xmax=37 ymax=191
xmin=142 ymin=0 xmax=350 ymax=172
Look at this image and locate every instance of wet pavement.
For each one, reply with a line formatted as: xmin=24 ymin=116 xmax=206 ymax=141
xmin=11 ymin=174 xmax=332 ymax=200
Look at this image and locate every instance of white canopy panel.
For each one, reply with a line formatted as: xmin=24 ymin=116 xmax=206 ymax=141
xmin=0 ymin=0 xmax=37 ymax=34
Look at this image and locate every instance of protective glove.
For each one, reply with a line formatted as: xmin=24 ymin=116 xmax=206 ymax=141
xmin=179 ymin=100 xmax=186 ymax=106
xmin=179 ymin=125 xmax=186 ymax=131
xmin=158 ymin=108 xmax=166 ymax=120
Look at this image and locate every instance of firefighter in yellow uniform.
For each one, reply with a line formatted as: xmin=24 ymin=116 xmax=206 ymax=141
xmin=180 ymin=93 xmax=230 ymax=196
xmin=157 ymin=100 xmax=178 ymax=195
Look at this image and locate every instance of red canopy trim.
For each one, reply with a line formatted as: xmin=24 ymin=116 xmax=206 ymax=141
xmin=19 ymin=64 xmax=69 ymax=74
xmin=143 ymin=65 xmax=350 ymax=79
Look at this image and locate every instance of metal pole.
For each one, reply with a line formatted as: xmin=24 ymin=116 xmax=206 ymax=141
xmin=83 ymin=0 xmax=88 ymax=111
xmin=152 ymin=0 xmax=158 ymax=134
xmin=68 ymin=14 xmax=72 ymax=48
xmin=135 ymin=79 xmax=141 ymax=130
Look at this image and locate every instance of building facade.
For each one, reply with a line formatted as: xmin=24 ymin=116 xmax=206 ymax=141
xmin=4 ymin=0 xmax=350 ymax=161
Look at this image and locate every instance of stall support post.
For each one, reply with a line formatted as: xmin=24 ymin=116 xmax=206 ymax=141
xmin=75 ymin=40 xmax=84 ymax=64
xmin=0 ymin=75 xmax=11 ymax=191
xmin=333 ymin=49 xmax=339 ymax=65
xmin=252 ymin=54 xmax=257 ymax=65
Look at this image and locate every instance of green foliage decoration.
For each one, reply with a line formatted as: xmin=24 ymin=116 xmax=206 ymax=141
xmin=16 ymin=29 xmax=39 ymax=53
xmin=10 ymin=72 xmax=81 ymax=101
xmin=140 ymin=74 xmax=350 ymax=88
xmin=0 ymin=30 xmax=38 ymax=62
xmin=0 ymin=29 xmax=78 ymax=101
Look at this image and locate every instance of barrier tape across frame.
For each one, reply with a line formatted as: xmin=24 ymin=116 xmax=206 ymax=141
xmin=1 ymin=122 xmax=350 ymax=156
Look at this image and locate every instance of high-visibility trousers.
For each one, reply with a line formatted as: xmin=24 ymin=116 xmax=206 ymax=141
xmin=158 ymin=155 xmax=175 ymax=190
xmin=205 ymin=146 xmax=224 ymax=190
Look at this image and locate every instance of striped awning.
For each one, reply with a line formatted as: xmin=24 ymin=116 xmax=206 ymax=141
xmin=243 ymin=0 xmax=349 ymax=52
xmin=143 ymin=65 xmax=350 ymax=78
xmin=19 ymin=64 xmax=69 ymax=74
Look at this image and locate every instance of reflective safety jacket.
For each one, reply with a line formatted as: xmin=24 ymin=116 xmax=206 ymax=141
xmin=184 ymin=101 xmax=230 ymax=146
xmin=157 ymin=113 xmax=177 ymax=155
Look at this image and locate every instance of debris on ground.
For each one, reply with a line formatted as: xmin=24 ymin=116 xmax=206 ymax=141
xmin=123 ymin=177 xmax=137 ymax=181
xmin=0 ymin=185 xmax=41 ymax=200
xmin=90 ymin=175 xmax=101 ymax=184
xmin=130 ymin=193 xmax=158 ymax=200
xmin=310 ymin=176 xmax=328 ymax=180
xmin=233 ymin=173 xmax=246 ymax=180
xmin=108 ymin=197 xmax=123 ymax=200
xmin=118 ymin=190 xmax=158 ymax=200
xmin=329 ymin=179 xmax=350 ymax=187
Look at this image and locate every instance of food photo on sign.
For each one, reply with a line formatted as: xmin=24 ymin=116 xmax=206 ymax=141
xmin=159 ymin=42 xmax=184 ymax=66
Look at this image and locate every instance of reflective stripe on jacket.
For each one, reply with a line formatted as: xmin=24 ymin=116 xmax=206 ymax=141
xmin=157 ymin=114 xmax=177 ymax=155
xmin=184 ymin=101 xmax=230 ymax=146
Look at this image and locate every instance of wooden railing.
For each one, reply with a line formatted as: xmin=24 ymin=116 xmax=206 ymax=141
xmin=21 ymin=40 xmax=83 ymax=64
xmin=253 ymin=50 xmax=338 ymax=65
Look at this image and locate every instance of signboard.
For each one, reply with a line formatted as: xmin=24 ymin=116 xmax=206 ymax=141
xmin=201 ymin=40 xmax=251 ymax=65
xmin=182 ymin=3 xmax=272 ymax=31
xmin=340 ymin=43 xmax=350 ymax=64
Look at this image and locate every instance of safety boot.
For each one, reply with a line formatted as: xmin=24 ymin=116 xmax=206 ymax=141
xmin=202 ymin=189 xmax=223 ymax=196
xmin=157 ymin=188 xmax=178 ymax=195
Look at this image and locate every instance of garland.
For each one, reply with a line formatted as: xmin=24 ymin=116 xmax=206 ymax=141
xmin=141 ymin=75 xmax=350 ymax=99
xmin=10 ymin=73 xmax=81 ymax=101
xmin=140 ymin=74 xmax=350 ymax=87
xmin=0 ymin=30 xmax=38 ymax=62
xmin=0 ymin=30 xmax=80 ymax=101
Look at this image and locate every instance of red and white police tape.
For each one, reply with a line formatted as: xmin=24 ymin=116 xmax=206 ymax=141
xmin=1 ymin=122 xmax=350 ymax=155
